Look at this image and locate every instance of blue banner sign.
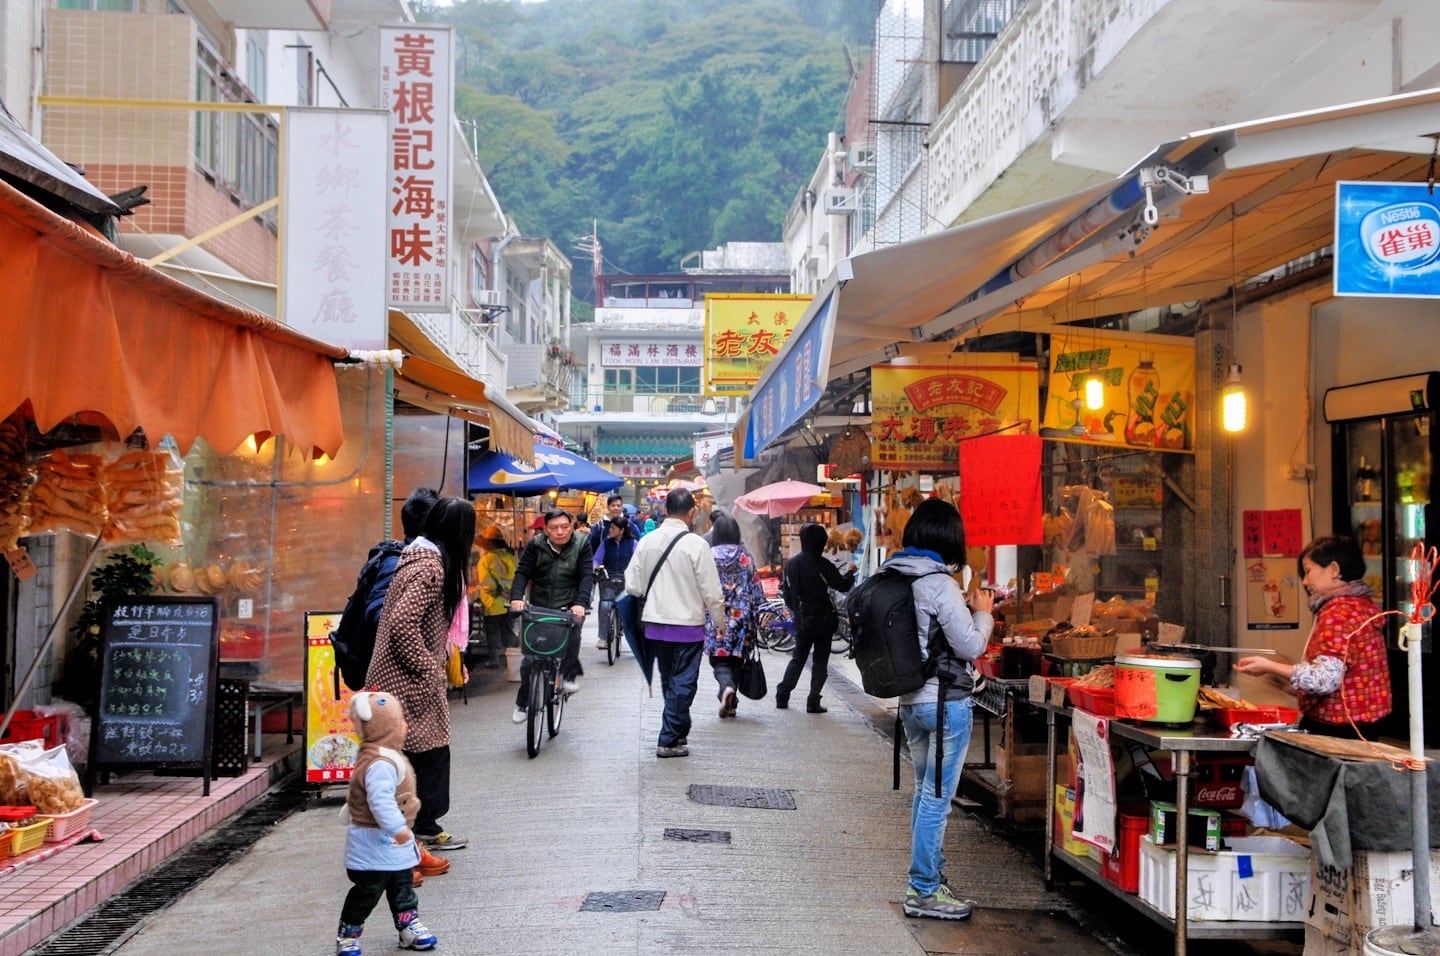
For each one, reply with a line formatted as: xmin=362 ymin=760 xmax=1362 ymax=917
xmin=1334 ymin=181 xmax=1440 ymax=298
xmin=744 ymin=291 xmax=837 ymax=458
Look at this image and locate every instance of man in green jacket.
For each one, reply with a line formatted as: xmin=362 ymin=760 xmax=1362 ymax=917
xmin=509 ymin=509 xmax=594 ymax=721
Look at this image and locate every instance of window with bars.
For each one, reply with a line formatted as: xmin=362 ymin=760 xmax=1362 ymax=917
xmin=193 ymin=38 xmax=278 ymax=232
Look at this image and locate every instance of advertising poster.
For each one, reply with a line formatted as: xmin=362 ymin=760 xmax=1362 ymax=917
xmin=870 ymin=357 xmax=1039 ymax=471
xmin=1334 ymin=181 xmax=1440 ymax=298
xmin=1042 ymin=329 xmax=1196 ymax=453
xmin=704 ymin=293 xmax=812 ymax=395
xmin=304 ymin=610 xmax=360 ymax=784
xmin=1245 ymin=558 xmax=1300 ymax=630
xmin=1070 ymin=710 xmax=1117 ymax=852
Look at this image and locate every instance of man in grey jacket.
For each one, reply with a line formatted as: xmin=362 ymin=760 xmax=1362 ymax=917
xmin=624 ymin=488 xmax=726 ymax=758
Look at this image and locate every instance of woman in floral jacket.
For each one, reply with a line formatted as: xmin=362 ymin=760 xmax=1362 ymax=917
xmin=704 ymin=514 xmax=764 ymax=718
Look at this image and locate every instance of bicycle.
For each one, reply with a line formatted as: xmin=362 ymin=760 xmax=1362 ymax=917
xmin=754 ymin=598 xmax=796 ymax=652
xmin=594 ymin=567 xmax=625 ymax=666
xmin=830 ymin=589 xmax=852 ymax=655
xmin=516 ymin=605 xmax=575 ymax=758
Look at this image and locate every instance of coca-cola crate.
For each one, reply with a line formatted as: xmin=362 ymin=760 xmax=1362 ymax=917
xmin=1190 ymin=754 xmax=1252 ymax=809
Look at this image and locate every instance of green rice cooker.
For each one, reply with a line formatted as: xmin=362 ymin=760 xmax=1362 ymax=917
xmin=1114 ymin=654 xmax=1201 ymax=723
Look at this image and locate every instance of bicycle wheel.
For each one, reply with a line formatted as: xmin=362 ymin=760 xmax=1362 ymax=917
xmin=525 ymin=665 xmax=545 ymax=758
xmin=547 ymin=669 xmax=565 ymax=737
xmin=606 ymin=610 xmax=621 ymax=665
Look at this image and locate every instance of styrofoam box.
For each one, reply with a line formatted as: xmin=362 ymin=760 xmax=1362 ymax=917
xmin=1306 ymin=849 xmax=1440 ymax=945
xmin=1138 ymin=834 xmax=1309 ymax=922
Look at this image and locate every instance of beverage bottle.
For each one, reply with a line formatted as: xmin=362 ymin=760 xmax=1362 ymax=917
xmin=1354 ymin=456 xmax=1376 ymax=502
xmin=1125 ymin=352 xmax=1160 ymax=445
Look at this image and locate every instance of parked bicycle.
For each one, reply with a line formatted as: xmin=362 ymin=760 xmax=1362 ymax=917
xmin=754 ymin=598 xmax=796 ymax=652
xmin=594 ymin=566 xmax=625 ymax=666
xmin=830 ymin=589 xmax=851 ymax=655
xmin=515 ymin=605 xmax=575 ymax=758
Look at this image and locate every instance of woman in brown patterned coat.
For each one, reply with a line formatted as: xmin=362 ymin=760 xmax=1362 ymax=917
xmin=366 ymin=495 xmax=476 ymax=852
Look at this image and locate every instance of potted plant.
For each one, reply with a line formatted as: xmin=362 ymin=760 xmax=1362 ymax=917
xmin=62 ymin=544 xmax=161 ymax=710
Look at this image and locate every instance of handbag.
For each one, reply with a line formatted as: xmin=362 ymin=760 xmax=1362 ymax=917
xmin=737 ymin=641 xmax=767 ymax=700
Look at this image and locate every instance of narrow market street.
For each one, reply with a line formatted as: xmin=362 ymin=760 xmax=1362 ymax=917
xmin=16 ymin=619 xmax=1299 ymax=956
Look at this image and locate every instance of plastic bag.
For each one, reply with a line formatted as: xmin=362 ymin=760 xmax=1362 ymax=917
xmin=0 ymin=740 xmax=86 ymax=813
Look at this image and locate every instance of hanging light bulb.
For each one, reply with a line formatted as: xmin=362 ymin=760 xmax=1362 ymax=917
xmin=1084 ymin=359 xmax=1105 ymax=410
xmin=1221 ymin=364 xmax=1247 ymax=433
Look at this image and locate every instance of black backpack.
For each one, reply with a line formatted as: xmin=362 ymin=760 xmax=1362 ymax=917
xmin=330 ymin=540 xmax=405 ymax=694
xmin=847 ymin=565 xmax=982 ymax=796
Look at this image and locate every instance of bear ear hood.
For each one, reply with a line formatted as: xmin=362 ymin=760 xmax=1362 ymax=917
xmin=349 ymin=691 xmax=408 ymax=750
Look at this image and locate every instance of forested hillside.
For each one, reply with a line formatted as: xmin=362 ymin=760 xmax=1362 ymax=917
xmin=421 ymin=0 xmax=871 ymax=312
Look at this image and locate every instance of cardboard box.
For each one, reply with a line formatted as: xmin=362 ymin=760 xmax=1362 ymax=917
xmin=1150 ymin=800 xmax=1221 ymax=851
xmin=1307 ymin=848 xmax=1440 ymax=945
xmin=1054 ymin=785 xmax=1091 ymax=857
xmin=1138 ymin=834 xmax=1309 ymax=922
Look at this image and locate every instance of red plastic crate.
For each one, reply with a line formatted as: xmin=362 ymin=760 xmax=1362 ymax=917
xmin=0 ymin=711 xmax=65 ymax=747
xmin=1190 ymin=754 xmax=1254 ymax=809
xmin=1067 ymin=685 xmax=1116 ymax=717
xmin=1101 ymin=805 xmax=1150 ymax=893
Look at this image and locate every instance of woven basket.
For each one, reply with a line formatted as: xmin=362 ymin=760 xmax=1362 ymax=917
xmin=1049 ymin=632 xmax=1119 ymax=660
xmin=827 ymin=427 xmax=871 ymax=478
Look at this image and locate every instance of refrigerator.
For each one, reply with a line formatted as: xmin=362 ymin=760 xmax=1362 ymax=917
xmin=1325 ymin=371 xmax=1438 ymax=739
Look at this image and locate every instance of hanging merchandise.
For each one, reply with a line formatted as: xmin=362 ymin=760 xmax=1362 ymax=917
xmin=1080 ymin=489 xmax=1117 ymax=557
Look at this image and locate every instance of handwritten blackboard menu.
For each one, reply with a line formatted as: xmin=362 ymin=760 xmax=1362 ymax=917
xmin=90 ymin=596 xmax=219 ymax=796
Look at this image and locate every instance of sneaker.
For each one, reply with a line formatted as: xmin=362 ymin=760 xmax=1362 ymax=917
xmin=719 ymin=687 xmax=737 ymax=718
xmin=336 ymin=936 xmax=362 ymax=955
xmin=903 ymin=886 xmax=975 ymax=921
xmin=562 ymin=678 xmax=580 ymax=694
xmin=656 ymin=744 xmax=690 ymax=758
xmin=416 ymin=846 xmax=450 ymax=876
xmin=511 ymin=706 xmax=527 ymax=723
xmin=397 ymin=917 xmax=437 ymax=950
xmin=416 ymin=831 xmax=468 ymax=851
xmin=595 ymin=640 xmax=609 ymax=650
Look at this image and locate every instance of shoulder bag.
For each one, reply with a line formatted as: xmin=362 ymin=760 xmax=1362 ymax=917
xmin=737 ymin=640 xmax=768 ymax=700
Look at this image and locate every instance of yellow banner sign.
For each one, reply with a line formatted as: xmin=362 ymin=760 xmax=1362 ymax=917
xmin=1042 ymin=330 xmax=1196 ymax=453
xmin=871 ymin=357 xmax=1040 ymax=470
xmin=703 ymin=293 xmax=812 ymax=395
xmin=304 ymin=610 xmax=360 ymax=785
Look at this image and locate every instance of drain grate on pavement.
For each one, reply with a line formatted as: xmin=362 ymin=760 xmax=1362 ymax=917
xmin=663 ymin=827 xmax=731 ymax=844
xmin=580 ymin=890 xmax=666 ymax=912
xmin=687 ymin=783 xmax=796 ymax=810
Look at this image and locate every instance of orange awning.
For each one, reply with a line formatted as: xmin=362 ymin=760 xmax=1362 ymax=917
xmin=0 ymin=178 xmax=345 ymax=458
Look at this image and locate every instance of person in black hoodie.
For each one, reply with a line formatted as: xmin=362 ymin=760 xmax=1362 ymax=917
xmin=776 ymin=522 xmax=856 ymax=712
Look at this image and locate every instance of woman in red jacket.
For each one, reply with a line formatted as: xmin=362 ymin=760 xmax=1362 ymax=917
xmin=1236 ymin=535 xmax=1391 ymax=739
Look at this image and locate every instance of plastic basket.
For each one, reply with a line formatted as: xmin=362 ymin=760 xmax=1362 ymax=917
xmin=758 ymin=576 xmax=781 ymax=599
xmin=1067 ymin=685 xmax=1117 ymax=716
xmin=7 ymin=819 xmax=50 ymax=857
xmin=40 ymin=798 xmax=98 ymax=842
xmin=0 ymin=710 xmax=65 ymax=746
xmin=519 ymin=605 xmax=573 ymax=658
xmin=1212 ymin=706 xmax=1300 ymax=729
xmin=1049 ymin=632 xmax=1119 ymax=660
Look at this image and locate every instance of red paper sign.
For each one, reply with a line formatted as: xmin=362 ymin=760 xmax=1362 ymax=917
xmin=957 ymin=434 xmax=1043 ymax=546
xmin=1242 ymin=509 xmax=1302 ymax=558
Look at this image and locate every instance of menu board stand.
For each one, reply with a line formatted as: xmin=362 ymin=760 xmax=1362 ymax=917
xmin=87 ymin=596 xmax=220 ymax=797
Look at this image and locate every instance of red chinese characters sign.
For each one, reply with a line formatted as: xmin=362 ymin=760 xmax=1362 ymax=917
xmin=958 ymin=434 xmax=1045 ymax=546
xmin=380 ymin=26 xmax=452 ymax=312
xmin=703 ymin=293 xmax=812 ymax=395
xmin=871 ymin=359 xmax=1040 ymax=471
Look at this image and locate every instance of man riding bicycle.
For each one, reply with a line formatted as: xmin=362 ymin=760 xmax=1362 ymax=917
xmin=509 ymin=509 xmax=593 ymax=723
xmin=587 ymin=495 xmax=639 ymax=653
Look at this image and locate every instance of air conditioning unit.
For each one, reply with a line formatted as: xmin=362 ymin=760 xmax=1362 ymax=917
xmin=847 ymin=144 xmax=876 ymax=171
xmin=823 ymin=189 xmax=857 ymax=216
xmin=471 ymin=288 xmax=504 ymax=307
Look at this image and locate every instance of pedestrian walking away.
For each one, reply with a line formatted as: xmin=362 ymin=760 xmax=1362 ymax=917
xmin=510 ymin=508 xmax=594 ymax=722
xmin=365 ymin=495 xmax=476 ymax=855
xmin=703 ymin=513 xmax=764 ymax=719
xmin=334 ymin=691 xmax=438 ymax=954
xmin=625 ymin=488 xmax=726 ymax=757
xmin=776 ymin=522 xmax=856 ymax=713
xmin=881 ymin=498 xmax=993 ymax=921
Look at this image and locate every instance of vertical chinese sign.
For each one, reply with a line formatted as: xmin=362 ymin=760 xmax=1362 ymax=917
xmin=282 ymin=109 xmax=388 ymax=349
xmin=304 ymin=610 xmax=360 ymax=784
xmin=1334 ymin=181 xmax=1440 ymax=298
xmin=743 ymin=291 xmax=837 ymax=459
xmin=870 ymin=356 xmax=1040 ymax=471
xmin=704 ymin=293 xmax=812 ymax=395
xmin=380 ymin=26 xmax=453 ymax=312
xmin=958 ymin=434 xmax=1045 ymax=546
xmin=1041 ymin=329 xmax=1196 ymax=452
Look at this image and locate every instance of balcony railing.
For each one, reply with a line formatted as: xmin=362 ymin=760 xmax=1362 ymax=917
xmin=572 ymin=388 xmax=726 ymax=415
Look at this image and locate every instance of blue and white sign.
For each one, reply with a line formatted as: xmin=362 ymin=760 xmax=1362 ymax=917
xmin=744 ymin=291 xmax=837 ymax=458
xmin=1335 ymin=181 xmax=1440 ymax=298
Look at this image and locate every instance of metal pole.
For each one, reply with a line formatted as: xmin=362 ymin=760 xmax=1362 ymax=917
xmin=0 ymin=535 xmax=105 ymax=739
xmin=1405 ymin=622 xmax=1430 ymax=931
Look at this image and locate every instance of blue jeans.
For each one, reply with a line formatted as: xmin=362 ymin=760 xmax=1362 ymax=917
xmin=652 ymin=639 xmax=703 ymax=747
xmin=899 ymin=697 xmax=974 ymax=896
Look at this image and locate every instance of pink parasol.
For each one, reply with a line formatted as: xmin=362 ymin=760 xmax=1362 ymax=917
xmin=734 ymin=479 xmax=827 ymax=517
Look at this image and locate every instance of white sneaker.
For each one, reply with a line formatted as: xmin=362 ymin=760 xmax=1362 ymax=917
xmin=562 ymin=678 xmax=580 ymax=694
xmin=511 ymin=707 xmax=527 ymax=723
xmin=398 ymin=916 xmax=437 ymax=950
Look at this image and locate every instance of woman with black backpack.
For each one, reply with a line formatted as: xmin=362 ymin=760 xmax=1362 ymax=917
xmin=775 ymin=522 xmax=856 ymax=713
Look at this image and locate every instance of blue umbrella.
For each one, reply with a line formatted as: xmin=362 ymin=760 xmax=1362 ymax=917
xmin=616 ymin=594 xmax=655 ymax=691
xmin=466 ymin=449 xmax=623 ymax=495
xmin=532 ymin=449 xmax=625 ymax=492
